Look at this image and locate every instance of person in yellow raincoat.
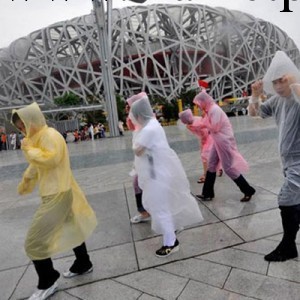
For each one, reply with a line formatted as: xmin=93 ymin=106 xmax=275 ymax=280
xmin=12 ymin=102 xmax=97 ymax=300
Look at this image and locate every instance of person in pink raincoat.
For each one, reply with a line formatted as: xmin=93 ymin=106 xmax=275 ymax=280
xmin=178 ymin=109 xmax=222 ymax=183
xmin=193 ymin=90 xmax=255 ymax=202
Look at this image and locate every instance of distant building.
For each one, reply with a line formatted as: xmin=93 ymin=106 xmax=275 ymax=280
xmin=0 ymin=3 xmax=299 ymax=110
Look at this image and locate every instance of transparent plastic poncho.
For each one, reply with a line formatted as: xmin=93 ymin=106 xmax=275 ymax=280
xmin=193 ymin=91 xmax=248 ymax=178
xmin=131 ymin=97 xmax=203 ymax=234
xmin=12 ymin=103 xmax=97 ymax=260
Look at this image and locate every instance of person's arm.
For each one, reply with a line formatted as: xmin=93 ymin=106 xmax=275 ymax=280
xmin=248 ymin=80 xmax=264 ymax=117
xmin=21 ymin=131 xmax=63 ymax=168
xmin=205 ymin=107 xmax=223 ymax=133
xmin=18 ymin=164 xmax=38 ymax=195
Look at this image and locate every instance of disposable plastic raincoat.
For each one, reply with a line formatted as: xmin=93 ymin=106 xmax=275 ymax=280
xmin=259 ymin=51 xmax=300 ymax=206
xmin=179 ymin=108 xmax=213 ymax=164
xmin=193 ymin=91 xmax=248 ymax=179
xmin=130 ymin=97 xmax=203 ymax=237
xmin=12 ymin=103 xmax=97 ymax=260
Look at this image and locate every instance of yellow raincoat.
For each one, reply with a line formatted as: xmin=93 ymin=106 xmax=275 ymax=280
xmin=12 ymin=103 xmax=97 ymax=260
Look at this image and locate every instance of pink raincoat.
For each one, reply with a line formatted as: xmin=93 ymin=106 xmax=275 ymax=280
xmin=179 ymin=109 xmax=213 ymax=164
xmin=193 ymin=91 xmax=248 ymax=178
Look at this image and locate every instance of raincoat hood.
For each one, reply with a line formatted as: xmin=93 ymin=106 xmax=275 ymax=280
xmin=193 ymin=90 xmax=215 ymax=112
xmin=12 ymin=102 xmax=46 ymax=138
xmin=129 ymin=94 xmax=153 ymax=128
xmin=179 ymin=109 xmax=194 ymax=124
xmin=263 ymin=51 xmax=300 ymax=95
xmin=126 ymin=92 xmax=148 ymax=107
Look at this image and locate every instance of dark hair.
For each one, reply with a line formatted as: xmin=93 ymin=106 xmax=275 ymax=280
xmin=12 ymin=112 xmax=21 ymax=125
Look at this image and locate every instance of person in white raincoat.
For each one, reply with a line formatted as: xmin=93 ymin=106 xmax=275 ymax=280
xmin=12 ymin=103 xmax=97 ymax=300
xmin=248 ymin=50 xmax=300 ymax=262
xmin=193 ymin=90 xmax=255 ymax=202
xmin=129 ymin=94 xmax=203 ymax=257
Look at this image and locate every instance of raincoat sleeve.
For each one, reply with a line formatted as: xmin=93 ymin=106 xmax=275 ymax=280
xmin=187 ymin=117 xmax=208 ymax=139
xmin=259 ymin=98 xmax=275 ymax=118
xmin=206 ymin=106 xmax=223 ymax=133
xmin=22 ymin=131 xmax=64 ymax=168
xmin=135 ymin=126 xmax=155 ymax=150
xmin=18 ymin=164 xmax=38 ymax=195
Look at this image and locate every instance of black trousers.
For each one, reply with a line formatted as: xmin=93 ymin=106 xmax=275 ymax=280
xmin=33 ymin=242 xmax=91 ymax=289
xmin=279 ymin=204 xmax=300 ymax=251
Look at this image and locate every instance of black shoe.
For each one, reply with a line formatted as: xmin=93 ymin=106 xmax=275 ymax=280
xmin=264 ymin=247 xmax=298 ymax=262
xmin=63 ymin=266 xmax=93 ymax=278
xmin=196 ymin=194 xmax=213 ymax=201
xmin=68 ymin=259 xmax=93 ymax=275
xmin=240 ymin=188 xmax=256 ymax=202
xmin=155 ymin=239 xmax=180 ymax=257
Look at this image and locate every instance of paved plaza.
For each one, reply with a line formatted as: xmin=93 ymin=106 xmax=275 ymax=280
xmin=0 ymin=116 xmax=300 ymax=300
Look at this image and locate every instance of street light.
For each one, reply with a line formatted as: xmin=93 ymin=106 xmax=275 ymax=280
xmin=92 ymin=0 xmax=146 ymax=137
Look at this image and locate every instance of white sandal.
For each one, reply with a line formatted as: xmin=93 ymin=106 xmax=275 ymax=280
xmin=130 ymin=214 xmax=151 ymax=224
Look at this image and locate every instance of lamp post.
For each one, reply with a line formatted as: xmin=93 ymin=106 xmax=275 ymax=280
xmin=92 ymin=0 xmax=146 ymax=137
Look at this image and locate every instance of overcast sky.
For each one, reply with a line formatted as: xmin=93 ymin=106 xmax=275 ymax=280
xmin=1 ymin=0 xmax=299 ymax=49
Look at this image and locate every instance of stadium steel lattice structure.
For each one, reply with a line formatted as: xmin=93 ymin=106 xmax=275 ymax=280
xmin=0 ymin=3 xmax=299 ymax=116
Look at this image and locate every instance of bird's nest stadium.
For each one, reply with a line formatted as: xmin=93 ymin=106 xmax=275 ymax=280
xmin=0 ymin=3 xmax=299 ymax=115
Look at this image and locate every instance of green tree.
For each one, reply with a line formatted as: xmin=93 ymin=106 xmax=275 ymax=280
xmin=116 ymin=94 xmax=126 ymax=122
xmin=178 ymin=89 xmax=197 ymax=109
xmin=54 ymin=92 xmax=82 ymax=106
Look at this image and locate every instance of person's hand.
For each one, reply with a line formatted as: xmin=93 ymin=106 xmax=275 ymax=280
xmin=17 ymin=177 xmax=31 ymax=195
xmin=251 ymin=80 xmax=264 ymax=97
xmin=290 ymin=83 xmax=300 ymax=104
xmin=126 ymin=118 xmax=136 ymax=131
xmin=21 ymin=138 xmax=31 ymax=149
xmin=134 ymin=145 xmax=145 ymax=156
xmin=282 ymin=74 xmax=297 ymax=86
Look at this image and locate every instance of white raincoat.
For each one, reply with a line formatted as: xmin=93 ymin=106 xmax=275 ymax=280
xmin=130 ymin=97 xmax=203 ymax=235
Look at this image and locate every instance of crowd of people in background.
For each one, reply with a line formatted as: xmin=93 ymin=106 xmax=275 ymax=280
xmin=0 ymin=130 xmax=24 ymax=150
xmin=61 ymin=123 xmax=106 ymax=143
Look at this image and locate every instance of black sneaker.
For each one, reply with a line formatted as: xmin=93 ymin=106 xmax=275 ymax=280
xmin=155 ymin=239 xmax=180 ymax=257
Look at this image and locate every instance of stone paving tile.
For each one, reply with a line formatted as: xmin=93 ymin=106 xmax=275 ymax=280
xmin=268 ymin=259 xmax=300 ymax=283
xmin=178 ymin=280 xmax=256 ymax=300
xmin=233 ymin=239 xmax=282 ymax=256
xmin=225 ymin=268 xmax=300 ymax=300
xmin=224 ymin=209 xmax=282 ymax=242
xmin=134 ymin=222 xmax=243 ymax=269
xmin=11 ymin=243 xmax=138 ymax=300
xmin=0 ymin=266 xmax=27 ymax=300
xmin=84 ymin=189 xmax=133 ymax=250
xmin=51 ymin=291 xmax=79 ymax=300
xmin=199 ymin=248 xmax=268 ymax=275
xmin=2 ymin=117 xmax=300 ymax=300
xmin=156 ymin=258 xmax=231 ymax=288
xmin=138 ymin=295 xmax=162 ymax=300
xmin=191 ymin=178 xmax=278 ymax=221
xmin=66 ymin=279 xmax=142 ymax=300
xmin=266 ymin=233 xmax=300 ymax=244
xmin=115 ymin=269 xmax=188 ymax=300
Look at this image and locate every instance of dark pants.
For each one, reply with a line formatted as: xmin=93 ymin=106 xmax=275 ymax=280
xmin=278 ymin=204 xmax=300 ymax=252
xmin=33 ymin=242 xmax=91 ymax=289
